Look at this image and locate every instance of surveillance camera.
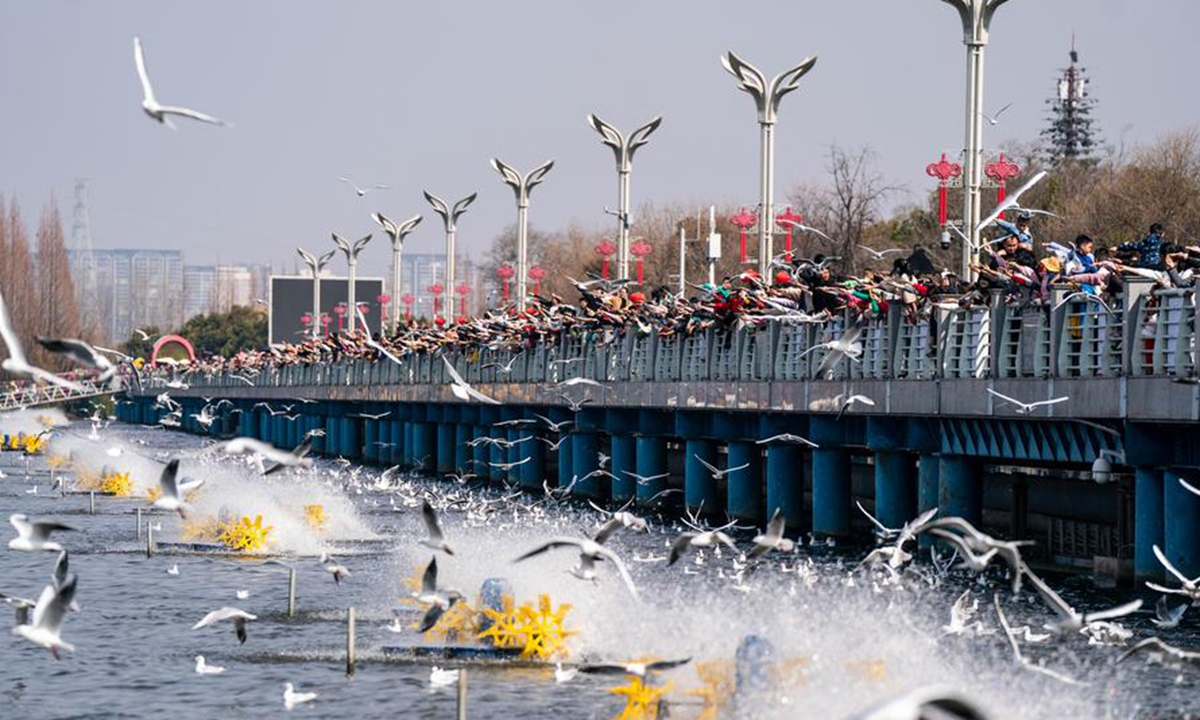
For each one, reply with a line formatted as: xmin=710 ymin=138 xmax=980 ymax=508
xmin=940 ymin=230 xmax=952 ymax=251
xmin=1090 ymin=455 xmax=1112 ymax=485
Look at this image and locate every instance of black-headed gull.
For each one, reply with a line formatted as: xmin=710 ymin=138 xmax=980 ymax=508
xmin=12 ymin=575 xmax=77 ymax=659
xmin=133 ymin=37 xmax=230 ymax=129
xmin=8 ymin=514 xmax=76 ymax=552
xmin=193 ymin=607 xmax=256 ymax=644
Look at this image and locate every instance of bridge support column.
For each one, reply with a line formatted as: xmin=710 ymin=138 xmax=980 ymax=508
xmin=1164 ymin=470 xmax=1200 ymax=580
xmin=918 ymin=455 xmax=941 ymax=548
xmin=412 ymin=422 xmax=435 ymax=473
xmin=489 ymin=426 xmax=506 ymax=482
xmin=455 ymin=424 xmax=470 ymax=474
xmin=261 ymin=412 xmax=273 ymax=444
xmin=1134 ymin=468 xmax=1165 ymax=582
xmin=325 ymin=414 xmax=340 ymax=457
xmin=437 ymin=423 xmax=455 ymax=475
xmin=556 ymin=431 xmax=573 ymax=491
xmin=812 ymin=447 xmax=851 ymax=538
xmin=610 ymin=435 xmax=637 ymax=504
xmin=635 ymin=436 xmax=668 ymax=505
xmin=685 ymin=439 xmax=718 ymax=516
xmin=339 ymin=416 xmax=360 ymax=458
xmin=874 ymin=451 xmax=917 ymax=530
xmin=363 ymin=420 xmax=379 ymax=463
xmin=520 ymin=432 xmax=546 ymax=490
xmin=572 ymin=432 xmax=602 ymax=499
xmin=401 ymin=422 xmax=414 ymax=467
xmin=938 ymin=456 xmax=981 ymax=526
xmin=390 ymin=418 xmax=404 ymax=465
xmin=766 ymin=444 xmax=802 ymax=532
xmin=472 ymin=425 xmax=489 ymax=478
xmin=507 ymin=428 xmax=525 ymax=485
xmin=727 ymin=441 xmax=762 ymax=523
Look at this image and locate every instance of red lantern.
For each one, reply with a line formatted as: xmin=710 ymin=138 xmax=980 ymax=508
xmin=401 ymin=293 xmax=415 ymax=322
xmin=629 ymin=239 xmax=652 ymax=285
xmin=774 ymin=207 xmax=803 ymax=262
xmin=320 ymin=312 xmax=332 ymax=337
xmin=495 ymin=264 xmax=515 ymax=304
xmin=985 ymin=153 xmax=1021 ymax=221
xmin=528 ymin=264 xmax=547 ymax=295
xmin=455 ymin=282 xmax=471 ymax=320
xmin=300 ymin=312 xmax=313 ymax=330
xmin=376 ymin=293 xmax=391 ymax=325
xmin=333 ymin=302 xmax=347 ymax=331
xmin=428 ymin=282 xmax=444 ymax=321
xmin=729 ymin=207 xmax=757 ymax=264
xmin=594 ymin=239 xmax=617 ymax=279
xmin=926 ymin=153 xmax=963 ymax=227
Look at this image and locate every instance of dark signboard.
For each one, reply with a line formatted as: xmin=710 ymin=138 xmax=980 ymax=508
xmin=269 ymin=276 xmax=385 ymax=344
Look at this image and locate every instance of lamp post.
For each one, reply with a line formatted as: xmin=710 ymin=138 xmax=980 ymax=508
xmin=428 ymin=282 xmax=445 ymax=322
xmin=936 ymin=0 xmax=1014 ymax=278
xmin=495 ymin=264 xmax=515 ymax=305
xmin=401 ymin=293 xmax=415 ymax=323
xmin=296 ymin=247 xmax=336 ymax=340
xmin=774 ymin=207 xmax=803 ymax=261
xmin=926 ymin=153 xmax=963 ymax=227
xmin=370 ymin=212 xmax=422 ymax=336
xmin=721 ymin=50 xmax=818 ymax=277
xmin=729 ymin=207 xmax=757 ymax=264
xmin=424 ymin=191 xmax=477 ymax=303
xmin=594 ymin=239 xmax=617 ymax=279
xmin=630 ymin=238 xmax=652 ymax=285
xmin=455 ymin=282 xmax=471 ymax=321
xmin=491 ymin=158 xmax=554 ymax=312
xmin=984 ymin=152 xmax=1020 ymax=221
xmin=331 ymin=232 xmax=372 ymax=334
xmin=528 ymin=264 xmax=546 ymax=296
xmin=587 ymin=114 xmax=662 ymax=281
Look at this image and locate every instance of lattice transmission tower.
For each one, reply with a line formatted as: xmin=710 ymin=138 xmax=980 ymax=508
xmin=70 ymin=178 xmax=100 ymax=332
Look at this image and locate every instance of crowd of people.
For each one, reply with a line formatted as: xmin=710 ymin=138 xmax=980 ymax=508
xmin=179 ymin=216 xmax=1198 ymax=377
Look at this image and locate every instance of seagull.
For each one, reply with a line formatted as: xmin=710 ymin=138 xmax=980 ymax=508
xmin=858 ymin=245 xmax=906 ymax=261
xmin=222 ymin=437 xmax=313 ymax=473
xmin=560 ymin=394 xmax=592 ymax=412
xmin=1023 ymin=563 xmax=1142 ymax=633
xmin=482 ymin=356 xmax=521 ymax=374
xmin=836 ymin=394 xmax=876 ymax=421
xmin=134 ymin=328 xmax=151 ymax=341
xmin=558 ymin=377 xmax=606 ymax=389
xmin=858 ymin=505 xmax=939 ymax=570
xmin=987 ymin=388 xmax=1069 ymax=415
xmin=1152 ymin=595 xmax=1188 ymax=630
xmin=747 ymin=508 xmax=796 ymax=560
xmin=847 ymin=687 xmax=991 ymax=720
xmin=554 ymin=663 xmax=578 ymax=683
xmin=152 ymin=459 xmax=204 ymax=518
xmin=11 ymin=575 xmax=77 ymax=659
xmin=0 ymin=592 xmax=36 ymax=626
xmin=384 ymin=618 xmax=404 ymax=634
xmin=1052 ymin=292 xmax=1113 ymax=315
xmin=35 ymin=336 xmax=116 ymax=382
xmin=578 ymin=658 xmax=691 ymax=679
xmin=192 ymin=607 xmax=256 ymax=644
xmin=420 ymin=500 xmax=454 ymax=555
xmin=620 ymin=470 xmax=670 ymax=486
xmin=443 ymin=357 xmax=500 ymax=405
xmin=942 ymin=589 xmax=986 ymax=637
xmin=195 ymin=655 xmax=225 ymax=675
xmin=920 ymin=517 xmax=1030 ymax=590
xmin=756 ymin=433 xmax=818 ymax=447
xmin=533 ymin=414 xmax=575 ymax=433
xmin=337 ymin=176 xmax=389 ymax=197
xmin=799 ymin=323 xmax=864 ymax=378
xmin=8 ymin=514 xmax=76 ymax=552
xmin=980 ymin=101 xmax=1013 ymax=126
xmin=489 ymin=457 xmax=532 ymax=471
xmin=429 ymin=667 xmax=460 ymax=688
xmin=318 ymin=553 xmax=349 ymax=586
xmin=262 ymin=432 xmax=321 ymax=476
xmin=167 ymin=564 xmax=180 ymax=576
xmin=513 ymin=523 xmax=640 ymax=599
xmin=0 ymin=290 xmax=84 ymax=392
xmin=283 ymin=683 xmax=318 ymax=710
xmin=693 ymin=454 xmax=749 ymax=480
xmin=235 ymin=590 xmax=250 ymax=600
xmin=668 ymin=527 xmax=738 ymax=566
xmin=133 ymin=37 xmax=230 ymax=129
xmin=976 ymin=170 xmax=1051 ymax=233
xmin=1117 ymin=637 xmax=1200 ymax=669
xmin=412 ymin=557 xmax=464 ymax=633
xmin=353 ymin=411 xmax=392 ymax=420
xmin=776 ymin=218 xmax=833 ymax=242
xmin=1146 ymin=543 xmax=1200 ymax=604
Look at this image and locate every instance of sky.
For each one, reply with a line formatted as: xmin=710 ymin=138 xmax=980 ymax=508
xmin=2 ymin=0 xmax=1198 ymax=276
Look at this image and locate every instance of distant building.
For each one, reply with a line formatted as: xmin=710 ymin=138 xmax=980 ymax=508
xmin=75 ymin=249 xmax=184 ymax=342
xmin=183 ymin=265 xmax=216 ymax=320
xmin=214 ymin=265 xmax=254 ymax=312
xmin=397 ymin=253 xmax=481 ymax=319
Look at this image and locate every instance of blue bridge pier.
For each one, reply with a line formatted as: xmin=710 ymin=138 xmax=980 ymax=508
xmin=119 ymin=281 xmax=1200 ymax=582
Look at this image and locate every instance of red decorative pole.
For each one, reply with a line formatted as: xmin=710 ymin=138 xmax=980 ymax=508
xmin=495 ymin=264 xmax=515 ymax=304
xmin=428 ymin=282 xmax=444 ymax=321
xmin=629 ymin=239 xmax=652 ymax=285
xmin=774 ymin=207 xmax=803 ymax=261
xmin=593 ymin=239 xmax=617 ymax=279
xmin=376 ymin=293 xmax=391 ymax=328
xmin=925 ymin=153 xmax=963 ymax=227
xmin=984 ymin=152 xmax=1021 ymax=221
xmin=455 ymin=282 xmax=471 ymax=320
xmin=300 ymin=312 xmax=313 ymax=334
xmin=401 ymin=293 xmax=415 ymax=322
xmin=320 ymin=313 xmax=331 ymax=338
xmin=729 ymin=207 xmax=757 ymax=264
xmin=333 ymin=302 xmax=347 ymax=332
xmin=528 ymin=264 xmax=547 ymax=296
xmin=356 ymin=302 xmax=370 ymax=333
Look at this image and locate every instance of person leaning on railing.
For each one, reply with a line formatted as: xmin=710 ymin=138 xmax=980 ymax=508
xmin=1163 ymin=243 xmax=1199 ymax=288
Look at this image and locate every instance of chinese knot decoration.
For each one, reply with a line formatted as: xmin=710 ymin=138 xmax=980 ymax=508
xmin=629 ymin=239 xmax=652 ymax=284
xmin=455 ymin=282 xmax=471 ymax=320
xmin=729 ymin=207 xmax=757 ymax=264
xmin=594 ymin=239 xmax=617 ymax=279
xmin=775 ymin=207 xmax=803 ymax=261
xmin=926 ymin=153 xmax=963 ymax=227
xmin=528 ymin=264 xmax=547 ymax=296
xmin=984 ymin=153 xmax=1021 ymax=221
xmin=495 ymin=264 xmax=515 ymax=304
xmin=401 ymin=293 xmax=415 ymax=322
xmin=428 ymin=282 xmax=445 ymax=320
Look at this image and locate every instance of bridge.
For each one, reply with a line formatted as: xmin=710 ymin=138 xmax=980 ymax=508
xmin=2 ymin=376 xmax=121 ymax=412
xmin=116 ymin=280 xmax=1200 ymax=582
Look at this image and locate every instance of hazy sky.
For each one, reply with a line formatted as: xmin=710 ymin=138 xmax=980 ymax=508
xmin=3 ymin=1 xmax=1198 ymax=275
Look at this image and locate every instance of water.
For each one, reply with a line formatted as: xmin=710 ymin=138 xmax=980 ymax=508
xmin=0 ymin=416 xmax=1197 ymax=719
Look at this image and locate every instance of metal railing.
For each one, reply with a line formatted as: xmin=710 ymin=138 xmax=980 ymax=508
xmin=162 ymin=281 xmax=1197 ymax=391
xmin=1 ymin=376 xmax=122 ymax=411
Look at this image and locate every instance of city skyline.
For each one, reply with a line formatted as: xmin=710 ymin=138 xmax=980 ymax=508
xmin=3 ymin=1 xmax=1198 ymax=278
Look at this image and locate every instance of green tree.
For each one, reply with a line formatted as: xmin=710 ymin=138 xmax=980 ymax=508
xmin=119 ymin=326 xmax=163 ymax=360
xmin=176 ymin=306 xmax=267 ymax=358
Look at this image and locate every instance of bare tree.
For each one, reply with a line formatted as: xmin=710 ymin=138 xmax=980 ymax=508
xmin=35 ymin=197 xmax=82 ymax=368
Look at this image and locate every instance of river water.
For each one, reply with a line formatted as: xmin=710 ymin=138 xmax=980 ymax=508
xmin=0 ymin=414 xmax=1196 ymax=719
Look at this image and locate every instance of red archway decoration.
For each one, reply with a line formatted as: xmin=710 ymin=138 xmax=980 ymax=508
xmin=150 ymin=334 xmax=196 ymax=366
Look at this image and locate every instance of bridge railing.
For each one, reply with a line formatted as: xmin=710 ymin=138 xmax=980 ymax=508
xmin=168 ymin=279 xmax=1198 ymax=391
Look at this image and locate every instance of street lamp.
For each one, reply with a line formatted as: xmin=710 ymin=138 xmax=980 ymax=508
xmin=721 ymin=50 xmax=818 ymax=276
xmin=491 ymin=158 xmax=554 ymax=312
xmin=296 ymin=247 xmax=336 ymax=340
xmin=936 ymin=0 xmax=1014 ymax=278
xmin=370 ymin=212 xmax=422 ymax=336
xmin=331 ymin=232 xmax=372 ymax=334
xmin=424 ymin=191 xmax=477 ymax=302
xmin=587 ymin=113 xmax=662 ymax=281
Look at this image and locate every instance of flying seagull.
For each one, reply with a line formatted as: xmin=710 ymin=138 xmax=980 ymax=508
xmin=420 ymin=500 xmax=454 ymax=555
xmin=35 ymin=336 xmax=116 ymax=383
xmin=134 ymin=37 xmax=230 ymax=129
xmin=513 ymin=523 xmax=640 ymax=599
xmin=412 ymin=557 xmax=464 ymax=633
xmin=987 ymin=388 xmax=1069 ymax=415
xmin=8 ymin=514 xmax=76 ymax=552
xmin=747 ymin=508 xmax=796 ymax=560
xmin=12 ymin=575 xmax=78 ymax=659
xmin=338 ymin=176 xmax=389 ymax=197
xmin=0 ymin=290 xmax=84 ymax=392
xmin=776 ymin=218 xmax=833 ymax=242
xmin=755 ymin=433 xmax=818 ymax=447
xmin=579 ymin=658 xmax=691 ymax=679
xmin=443 ymin=357 xmax=500 ymax=405
xmin=980 ymin=102 xmax=1013 ymax=126
xmin=1145 ymin=543 xmax=1200 ymax=604
xmin=836 ymin=394 xmax=876 ymax=421
xmin=152 ymin=459 xmax=204 ymax=518
xmin=858 ymin=245 xmax=906 ymax=261
xmin=976 ymin=170 xmax=1052 ymax=233
xmin=192 ymin=606 xmax=256 ymax=644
